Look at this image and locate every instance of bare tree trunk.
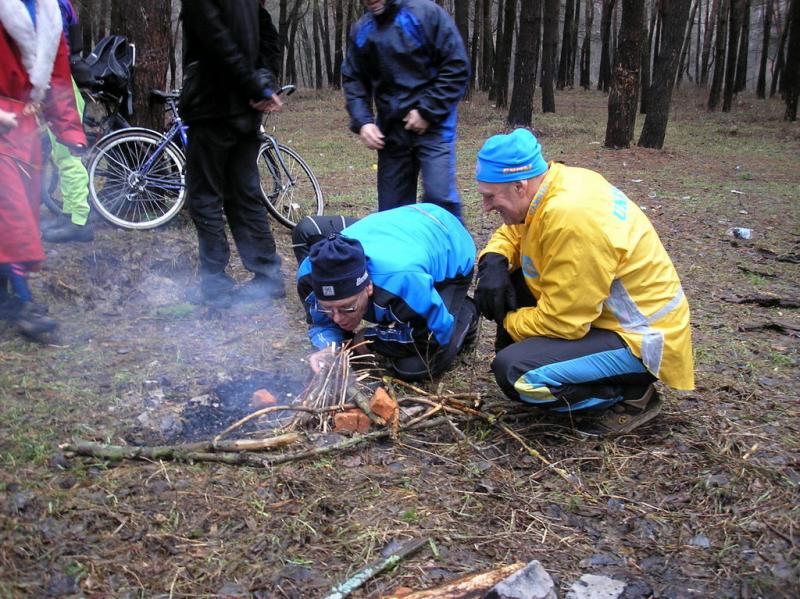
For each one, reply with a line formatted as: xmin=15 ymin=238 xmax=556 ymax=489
xmin=757 ymin=0 xmax=773 ymax=97
xmin=708 ymin=0 xmax=729 ymax=109
xmin=313 ymin=0 xmax=324 ymax=88
xmin=771 ymin=2 xmax=790 ymax=96
xmin=785 ymin=0 xmax=800 ymax=119
xmin=677 ymin=0 xmax=699 ymax=88
xmin=701 ymin=0 xmax=719 ymax=83
xmin=638 ymin=0 xmax=693 ymax=148
xmin=598 ymin=0 xmax=617 ymax=91
xmin=490 ymin=0 xmax=506 ymax=102
xmin=322 ymin=0 xmax=334 ymax=84
xmin=119 ymin=0 xmax=170 ymax=129
xmin=605 ymin=0 xmax=644 ymax=148
xmin=471 ymin=0 xmax=482 ymax=91
xmin=481 ymin=0 xmax=495 ymax=90
xmin=508 ymin=0 xmax=543 ymax=126
xmin=570 ymin=0 xmax=581 ymax=86
xmin=734 ymin=0 xmax=751 ymax=92
xmin=580 ymin=0 xmax=594 ymax=88
xmin=640 ymin=0 xmax=658 ymax=113
xmin=541 ymin=0 xmax=559 ymax=111
xmin=722 ymin=0 xmax=744 ymax=111
xmin=332 ymin=0 xmax=344 ymax=88
xmin=557 ymin=0 xmax=576 ymax=88
xmin=694 ymin=0 xmax=702 ymax=83
xmin=279 ymin=0 xmax=289 ymax=78
xmin=492 ymin=0 xmax=517 ymax=106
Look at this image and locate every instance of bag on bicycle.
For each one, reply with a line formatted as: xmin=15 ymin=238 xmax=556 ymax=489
xmin=85 ymin=36 xmax=134 ymax=94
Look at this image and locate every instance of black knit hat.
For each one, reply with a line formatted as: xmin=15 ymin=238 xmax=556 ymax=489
xmin=309 ymin=234 xmax=370 ymax=300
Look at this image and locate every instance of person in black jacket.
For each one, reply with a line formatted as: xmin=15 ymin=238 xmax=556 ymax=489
xmin=342 ymin=0 xmax=469 ymax=219
xmin=180 ymin=0 xmax=285 ymax=307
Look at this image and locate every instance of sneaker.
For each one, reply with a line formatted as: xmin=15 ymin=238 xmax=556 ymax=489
xmin=236 ymin=274 xmax=286 ymax=303
xmin=577 ymin=384 xmax=662 ymax=438
xmin=16 ymin=302 xmax=57 ymax=338
xmin=42 ymin=221 xmax=94 ymax=243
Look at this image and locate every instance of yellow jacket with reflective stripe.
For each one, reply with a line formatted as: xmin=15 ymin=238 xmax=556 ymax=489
xmin=481 ymin=162 xmax=694 ymax=390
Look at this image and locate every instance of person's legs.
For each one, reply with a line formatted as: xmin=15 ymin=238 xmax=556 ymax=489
xmin=224 ymin=130 xmax=284 ymax=299
xmin=291 ymin=215 xmax=358 ymax=264
xmin=185 ymin=121 xmax=235 ymax=292
xmin=492 ymin=328 xmax=656 ymax=413
xmin=416 ymin=128 xmax=461 ymax=219
xmin=48 ymin=79 xmax=91 ymax=228
xmin=0 ymin=263 xmax=56 ymax=337
xmin=388 ymin=276 xmax=476 ymax=382
xmin=377 ymin=128 xmax=419 ymax=212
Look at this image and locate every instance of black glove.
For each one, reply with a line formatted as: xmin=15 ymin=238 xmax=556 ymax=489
xmin=475 ymin=253 xmax=517 ymax=323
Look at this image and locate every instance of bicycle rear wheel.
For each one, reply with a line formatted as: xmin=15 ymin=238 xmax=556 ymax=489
xmin=87 ymin=129 xmax=185 ymax=229
xmin=257 ymin=143 xmax=323 ymax=229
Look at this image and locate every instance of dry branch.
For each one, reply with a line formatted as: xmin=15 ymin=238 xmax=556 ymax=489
xmin=322 ymin=537 xmax=429 ymax=599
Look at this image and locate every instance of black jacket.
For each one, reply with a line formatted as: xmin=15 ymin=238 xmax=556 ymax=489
xmin=180 ymin=0 xmax=281 ymax=125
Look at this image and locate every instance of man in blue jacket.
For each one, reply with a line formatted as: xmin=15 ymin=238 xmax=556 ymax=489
xmin=294 ymin=204 xmax=477 ymax=381
xmin=342 ymin=0 xmax=469 ymax=219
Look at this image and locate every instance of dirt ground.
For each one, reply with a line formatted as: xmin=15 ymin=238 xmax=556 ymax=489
xmin=1 ymin=89 xmax=798 ymax=598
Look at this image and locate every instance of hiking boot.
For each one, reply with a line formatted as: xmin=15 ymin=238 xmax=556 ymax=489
xmin=192 ymin=272 xmax=236 ymax=308
xmin=577 ymin=384 xmax=662 ymax=438
xmin=236 ymin=274 xmax=286 ymax=303
xmin=42 ymin=221 xmax=94 ymax=243
xmin=16 ymin=302 xmax=57 ymax=338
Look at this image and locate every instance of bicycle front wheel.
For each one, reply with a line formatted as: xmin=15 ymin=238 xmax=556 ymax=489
xmin=87 ymin=129 xmax=185 ymax=229
xmin=257 ymin=143 xmax=323 ymax=229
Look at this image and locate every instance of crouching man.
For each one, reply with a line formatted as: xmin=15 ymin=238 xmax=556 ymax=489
xmin=475 ymin=129 xmax=694 ymax=436
xmin=294 ymin=204 xmax=478 ymax=382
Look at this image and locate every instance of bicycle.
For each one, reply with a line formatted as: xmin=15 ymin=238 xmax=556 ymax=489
xmin=86 ymin=84 xmax=323 ymax=230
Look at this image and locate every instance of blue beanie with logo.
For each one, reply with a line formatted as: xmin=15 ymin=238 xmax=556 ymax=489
xmin=475 ymin=128 xmax=548 ymax=183
xmin=309 ymin=233 xmax=370 ymax=301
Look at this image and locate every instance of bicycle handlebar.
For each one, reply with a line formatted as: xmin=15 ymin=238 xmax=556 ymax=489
xmin=276 ymin=84 xmax=296 ymax=97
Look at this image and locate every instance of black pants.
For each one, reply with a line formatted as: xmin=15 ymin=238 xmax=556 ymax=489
xmin=293 ymin=215 xmax=477 ymax=382
xmin=492 ymin=270 xmax=655 ymax=413
xmin=185 ymin=119 xmax=280 ymax=280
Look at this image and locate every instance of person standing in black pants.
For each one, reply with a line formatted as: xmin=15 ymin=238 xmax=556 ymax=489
xmin=180 ymin=0 xmax=285 ymax=307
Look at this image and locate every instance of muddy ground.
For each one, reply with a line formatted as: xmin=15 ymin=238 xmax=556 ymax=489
xmin=1 ymin=89 xmax=798 ymax=598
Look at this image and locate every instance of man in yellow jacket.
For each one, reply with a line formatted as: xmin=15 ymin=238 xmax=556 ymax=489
xmin=475 ymin=129 xmax=694 ymax=436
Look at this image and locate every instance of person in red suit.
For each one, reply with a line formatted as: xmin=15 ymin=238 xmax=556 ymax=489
xmin=0 ymin=0 xmax=86 ymax=339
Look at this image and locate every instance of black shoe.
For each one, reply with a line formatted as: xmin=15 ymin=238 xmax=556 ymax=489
xmin=40 ymin=215 xmax=69 ymax=232
xmin=195 ymin=272 xmax=236 ymax=308
xmin=42 ymin=221 xmax=94 ymax=243
xmin=236 ymin=274 xmax=286 ymax=303
xmin=16 ymin=302 xmax=57 ymax=338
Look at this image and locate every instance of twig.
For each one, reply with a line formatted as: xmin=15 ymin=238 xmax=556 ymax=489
xmin=214 ymin=403 xmax=354 ymax=444
xmin=322 ymin=537 xmax=429 ymax=599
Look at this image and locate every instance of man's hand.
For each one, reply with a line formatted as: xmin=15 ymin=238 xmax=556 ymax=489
xmin=403 ymin=109 xmax=428 ymax=135
xmin=66 ymin=144 xmax=87 ymax=157
xmin=250 ymin=94 xmax=283 ymax=113
xmin=359 ymin=123 xmax=385 ymax=150
xmin=475 ymin=253 xmax=517 ymax=323
xmin=308 ymin=346 xmax=335 ymax=374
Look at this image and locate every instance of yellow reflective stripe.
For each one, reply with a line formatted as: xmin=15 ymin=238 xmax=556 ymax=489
xmin=514 ymin=377 xmax=557 ymax=403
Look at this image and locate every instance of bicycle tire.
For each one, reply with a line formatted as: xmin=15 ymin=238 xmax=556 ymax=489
xmin=87 ymin=129 xmax=186 ymax=229
xmin=257 ymin=143 xmax=323 ymax=229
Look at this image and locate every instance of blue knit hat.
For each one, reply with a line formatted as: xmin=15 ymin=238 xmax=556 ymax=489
xmin=309 ymin=233 xmax=370 ymax=300
xmin=475 ymin=129 xmax=548 ymax=183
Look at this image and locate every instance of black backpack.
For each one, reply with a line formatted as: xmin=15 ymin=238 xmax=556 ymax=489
xmin=85 ymin=35 xmax=134 ymax=94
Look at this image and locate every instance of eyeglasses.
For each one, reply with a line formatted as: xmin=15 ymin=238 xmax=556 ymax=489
xmin=315 ymin=297 xmax=362 ymax=316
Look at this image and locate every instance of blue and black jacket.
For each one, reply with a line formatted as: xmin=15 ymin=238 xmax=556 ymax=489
xmin=297 ymin=204 xmax=476 ymax=354
xmin=342 ymin=0 xmax=469 ymax=136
